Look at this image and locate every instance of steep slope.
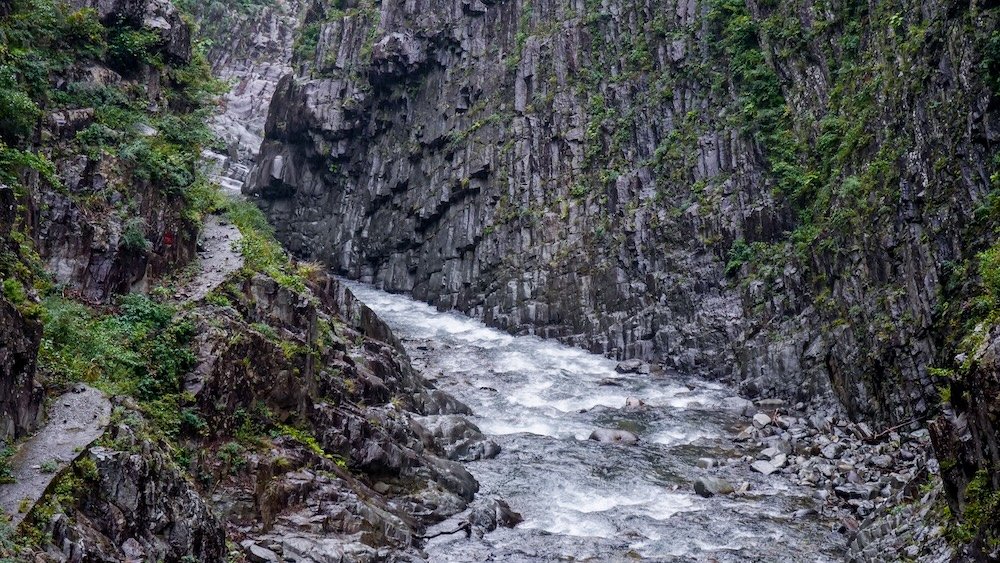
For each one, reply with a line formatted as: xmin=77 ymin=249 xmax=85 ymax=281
xmin=0 ymin=1 xmax=494 ymax=560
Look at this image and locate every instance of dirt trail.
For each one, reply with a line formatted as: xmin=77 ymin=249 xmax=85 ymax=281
xmin=0 ymin=385 xmax=111 ymax=527
xmin=177 ymin=214 xmax=244 ymax=302
xmin=0 ymin=215 xmax=244 ymax=527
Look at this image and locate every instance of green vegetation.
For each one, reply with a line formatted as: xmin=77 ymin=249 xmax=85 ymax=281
xmin=0 ymin=0 xmax=224 ymax=237
xmin=226 ymin=198 xmax=308 ymax=291
xmin=18 ymin=455 xmax=98 ymax=550
xmin=947 ymin=470 xmax=1000 ymax=545
xmin=0 ymin=444 xmax=14 ymax=484
xmin=275 ymin=423 xmax=348 ymax=469
xmin=38 ymin=293 xmax=196 ymax=434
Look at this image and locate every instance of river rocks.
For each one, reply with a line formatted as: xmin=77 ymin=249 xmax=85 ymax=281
xmin=751 ymin=460 xmax=778 ymax=476
xmin=244 ymin=542 xmax=280 ymax=563
xmin=720 ymin=396 xmax=756 ymax=417
xmin=625 ymin=396 xmax=646 ymax=409
xmin=834 ymin=484 xmax=876 ymax=501
xmin=820 ymin=442 xmax=844 ymax=460
xmin=418 ymin=416 xmax=500 ymax=462
xmin=694 ymin=476 xmax=735 ymax=498
xmin=588 ymin=428 xmax=639 ymax=445
xmin=466 ymin=498 xmax=524 ymax=536
xmin=729 ymin=398 xmax=954 ymax=559
xmin=418 ymin=389 xmax=474 ymax=415
xmin=615 ymin=360 xmax=650 ymax=374
xmin=752 ymin=413 xmax=772 ymax=429
xmin=39 ymin=419 xmax=227 ymax=562
xmin=696 ymin=458 xmax=716 ymax=469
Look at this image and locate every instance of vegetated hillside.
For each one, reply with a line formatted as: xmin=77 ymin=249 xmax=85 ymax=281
xmin=0 ymin=1 xmax=490 ymax=559
xmin=246 ymin=0 xmax=1000 ymax=554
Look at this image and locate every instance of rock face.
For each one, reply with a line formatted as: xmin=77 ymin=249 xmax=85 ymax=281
xmin=0 ymin=297 xmax=41 ymax=441
xmin=0 ymin=183 xmax=43 ymax=441
xmin=189 ymin=0 xmax=311 ymax=181
xmin=45 ymin=419 xmax=227 ymax=562
xmin=247 ymin=0 xmax=1000 ymax=433
xmin=25 ymin=4 xmax=201 ymax=303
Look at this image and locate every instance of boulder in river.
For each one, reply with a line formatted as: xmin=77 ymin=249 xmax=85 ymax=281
xmin=720 ymin=396 xmax=755 ymax=417
xmin=751 ymin=460 xmax=778 ymax=476
xmin=696 ymin=458 xmax=716 ymax=469
xmin=614 ymin=359 xmax=650 ymax=374
xmin=694 ymin=477 xmax=735 ymax=497
xmin=625 ymin=396 xmax=646 ymax=409
xmin=588 ymin=428 xmax=639 ymax=444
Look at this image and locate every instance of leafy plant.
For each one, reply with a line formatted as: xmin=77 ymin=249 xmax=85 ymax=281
xmin=121 ymin=217 xmax=151 ymax=253
xmin=0 ymin=444 xmax=15 ymax=484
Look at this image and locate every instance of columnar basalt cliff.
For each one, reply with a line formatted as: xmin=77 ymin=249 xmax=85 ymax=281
xmin=247 ymin=0 xmax=1000 ymax=549
xmin=251 ymin=0 xmax=999 ymax=425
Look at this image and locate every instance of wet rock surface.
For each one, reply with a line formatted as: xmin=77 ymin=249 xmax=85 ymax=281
xmin=0 ymin=385 xmax=110 ymax=528
xmin=729 ymin=400 xmax=954 ymax=562
xmin=0 ymin=184 xmax=43 ymax=442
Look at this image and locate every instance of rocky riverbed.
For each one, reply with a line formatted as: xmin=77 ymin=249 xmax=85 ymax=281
xmin=723 ymin=401 xmax=953 ymax=562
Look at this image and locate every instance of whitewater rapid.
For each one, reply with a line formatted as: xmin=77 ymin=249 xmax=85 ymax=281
xmin=345 ymin=281 xmax=842 ymax=562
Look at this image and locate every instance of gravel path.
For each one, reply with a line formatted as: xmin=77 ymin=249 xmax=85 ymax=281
xmin=0 ymin=385 xmax=111 ymax=527
xmin=177 ymin=214 xmax=244 ymax=302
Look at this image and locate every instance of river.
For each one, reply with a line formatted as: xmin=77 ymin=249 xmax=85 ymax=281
xmin=345 ymin=282 xmax=845 ymax=562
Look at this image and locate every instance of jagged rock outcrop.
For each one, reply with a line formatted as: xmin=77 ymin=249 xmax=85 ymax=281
xmin=187 ymin=0 xmax=310 ymax=182
xmin=0 ymin=297 xmax=42 ymax=441
xmin=67 ymin=0 xmax=191 ymax=62
xmin=22 ymin=260 xmax=485 ymax=561
xmin=37 ymin=417 xmax=228 ymax=562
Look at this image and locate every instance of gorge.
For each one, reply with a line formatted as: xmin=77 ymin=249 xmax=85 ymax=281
xmin=0 ymin=0 xmax=999 ymax=560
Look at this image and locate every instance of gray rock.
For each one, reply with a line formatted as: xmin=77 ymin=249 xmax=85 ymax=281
xmin=614 ymin=359 xmax=649 ymax=374
xmin=696 ymin=458 xmax=716 ymax=469
xmin=694 ymin=476 xmax=735 ymax=497
xmin=752 ymin=413 xmax=772 ymax=429
xmin=588 ymin=429 xmax=639 ymax=445
xmin=771 ymin=453 xmax=787 ymax=468
xmin=835 ymin=483 xmax=874 ymax=501
xmin=720 ymin=396 xmax=755 ymax=417
xmin=247 ymin=544 xmax=280 ymax=563
xmin=871 ymin=454 xmax=893 ymax=469
xmin=756 ymin=399 xmax=786 ymax=410
xmin=751 ymin=460 xmax=777 ymax=476
xmin=820 ymin=443 xmax=843 ymax=459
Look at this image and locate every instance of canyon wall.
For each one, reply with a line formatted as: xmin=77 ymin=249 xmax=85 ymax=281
xmin=250 ymin=0 xmax=1000 ymax=429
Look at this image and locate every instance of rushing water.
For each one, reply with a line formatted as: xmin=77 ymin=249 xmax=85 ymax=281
xmin=345 ymin=282 xmax=845 ymax=562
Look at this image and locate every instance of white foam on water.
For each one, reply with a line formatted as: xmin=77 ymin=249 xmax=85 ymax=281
xmin=476 ymin=418 xmax=571 ymax=438
xmin=519 ymin=512 xmax=616 ymax=539
xmin=648 ymin=427 xmax=717 ymax=447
